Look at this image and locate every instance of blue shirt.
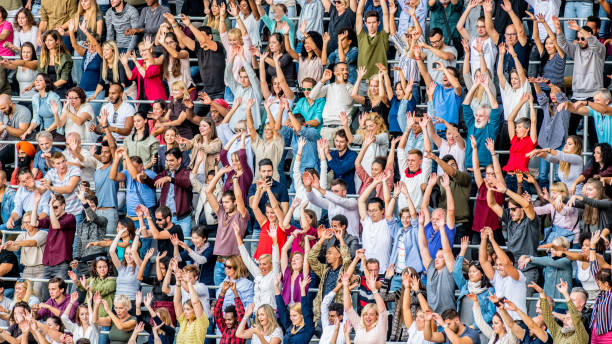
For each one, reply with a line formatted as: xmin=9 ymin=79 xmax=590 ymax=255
xmin=32 ymin=91 xmax=62 ymax=133
xmin=290 ymin=127 xmax=320 ymax=173
xmin=80 ymin=51 xmax=102 ymax=92
xmin=327 ymin=149 xmax=357 ymax=194
xmin=464 ymin=105 xmax=503 ymax=169
xmin=424 ymin=222 xmax=456 ymax=259
xmin=121 ymin=169 xmax=157 ymax=217
xmin=433 ymin=83 xmax=461 ymax=131
xmin=292 ymin=97 xmax=325 ymax=133
xmin=93 ymin=163 xmax=119 ymax=208
xmin=388 ymin=218 xmax=423 ymax=273
xmin=33 ymin=147 xmax=61 ymax=176
xmin=396 ymin=97 xmax=418 ymax=132
xmin=326 ymin=46 xmax=359 ymax=85
xmin=589 ymin=106 xmax=612 ymax=145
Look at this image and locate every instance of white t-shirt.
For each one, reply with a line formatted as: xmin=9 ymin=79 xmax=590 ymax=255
xmin=252 ymin=327 xmax=283 ymax=344
xmin=64 ymin=103 xmax=95 ymax=143
xmin=437 ymin=140 xmax=465 ymax=174
xmin=500 ymin=81 xmax=532 ymax=120
xmin=492 ymin=270 xmax=527 ymax=320
xmin=398 ymin=149 xmax=432 ymax=211
xmin=406 ymin=322 xmax=425 ymax=344
xmin=360 ymin=216 xmax=392 ymax=274
xmin=469 ymin=37 xmax=497 ymax=76
xmin=102 ymin=101 xmax=135 ymax=141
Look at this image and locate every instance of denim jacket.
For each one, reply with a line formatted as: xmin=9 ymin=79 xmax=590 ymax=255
xmin=1 ymin=188 xmax=15 ymax=224
xmin=388 ymin=218 xmax=424 ymax=273
xmin=453 ymin=256 xmax=496 ymax=324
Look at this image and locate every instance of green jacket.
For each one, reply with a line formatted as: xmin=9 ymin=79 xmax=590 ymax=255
xmin=37 ymin=52 xmax=73 ymax=85
xmin=78 ymin=277 xmax=116 ymax=317
xmin=541 ymin=297 xmax=588 ymax=344
xmin=307 ymin=240 xmax=351 ymax=323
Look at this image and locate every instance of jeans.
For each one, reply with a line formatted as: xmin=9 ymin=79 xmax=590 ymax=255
xmin=97 ymin=208 xmax=119 ymax=235
xmin=73 ymin=211 xmax=85 ymax=254
xmin=389 ymin=274 xmax=403 ymax=292
xmin=98 ymin=325 xmax=110 ymax=344
xmin=42 ymin=262 xmax=70 ymax=300
xmin=563 ymin=2 xmax=593 ymax=42
xmin=30 ymin=4 xmax=41 ymax=17
xmin=85 ymin=90 xmax=105 ymax=119
xmin=72 ymin=52 xmax=83 ymax=87
xmin=214 ymin=261 xmax=226 ymax=286
xmin=172 ymin=215 xmax=192 ymax=242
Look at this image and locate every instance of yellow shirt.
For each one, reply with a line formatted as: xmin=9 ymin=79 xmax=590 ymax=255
xmin=177 ymin=313 xmax=210 ymax=344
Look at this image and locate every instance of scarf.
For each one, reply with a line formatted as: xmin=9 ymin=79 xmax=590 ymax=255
xmin=467 ymin=280 xmax=488 ymax=295
xmin=405 ymin=168 xmax=422 ymax=178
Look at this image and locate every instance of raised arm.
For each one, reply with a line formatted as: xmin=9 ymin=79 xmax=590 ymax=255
xmin=479 ymin=229 xmax=495 ymax=280
xmin=456 ymin=0 xmax=476 ymax=40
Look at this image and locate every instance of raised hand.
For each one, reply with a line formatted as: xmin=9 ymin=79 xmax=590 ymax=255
xmin=556 ymin=278 xmax=569 ymax=296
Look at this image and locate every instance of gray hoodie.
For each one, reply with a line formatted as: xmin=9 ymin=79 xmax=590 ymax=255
xmin=105 ymin=3 xmax=140 ymax=51
xmin=557 ymin=31 xmax=606 ymax=100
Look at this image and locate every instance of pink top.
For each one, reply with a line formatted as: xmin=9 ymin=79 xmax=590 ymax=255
xmin=220 ymin=32 xmax=252 ymax=83
xmin=130 ymin=60 xmax=167 ymax=101
xmin=534 ymin=203 xmax=580 ymax=242
xmin=287 ymin=226 xmax=318 ymax=254
xmin=0 ymin=21 xmax=14 ymax=56
xmin=503 ymin=135 xmax=536 ymax=173
xmin=357 ymin=164 xmax=394 ymax=200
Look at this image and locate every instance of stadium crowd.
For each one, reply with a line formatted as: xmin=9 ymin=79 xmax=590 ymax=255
xmin=0 ymin=0 xmax=608 ymax=342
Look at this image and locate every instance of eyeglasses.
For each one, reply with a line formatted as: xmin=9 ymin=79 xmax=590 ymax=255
xmin=301 ymin=87 xmax=312 ymax=91
xmin=225 ymin=265 xmax=234 ymax=270
xmin=508 ymin=207 xmax=520 ymax=212
xmin=505 ymin=33 xmax=517 ymax=37
xmin=429 ymin=38 xmax=443 ymax=45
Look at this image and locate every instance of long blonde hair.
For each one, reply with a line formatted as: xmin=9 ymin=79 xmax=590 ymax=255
xmin=356 ymin=112 xmax=388 ymax=138
xmin=13 ymin=279 xmax=34 ymax=305
xmin=256 ymin=304 xmax=281 ymax=336
xmin=75 ymin=0 xmax=100 ymax=34
xmin=360 ymin=303 xmax=380 ymax=329
xmin=171 ymin=80 xmax=190 ymax=102
xmin=560 ymin=135 xmax=582 ymax=178
xmin=289 ymin=303 xmax=304 ymax=334
xmin=101 ymin=41 xmax=119 ymax=83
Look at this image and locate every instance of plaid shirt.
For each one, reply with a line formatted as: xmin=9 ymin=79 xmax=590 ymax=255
xmin=214 ymin=295 xmax=245 ymax=344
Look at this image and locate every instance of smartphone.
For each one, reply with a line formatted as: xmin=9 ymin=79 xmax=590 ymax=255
xmin=265 ymin=176 xmax=272 ymax=183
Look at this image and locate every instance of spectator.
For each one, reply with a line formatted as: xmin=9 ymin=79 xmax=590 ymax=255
xmin=236 ymin=303 xmax=283 ymax=344
xmin=250 ymin=178 xmax=287 ymax=259
xmin=214 ymin=281 xmax=245 ymax=344
xmin=93 ymin=293 xmax=137 ymax=342
xmin=279 ymin=232 xmax=310 ymax=306
xmin=124 ymin=112 xmax=160 ymax=171
xmin=23 ymin=73 xmax=63 ymax=141
xmin=309 ymin=66 xmax=355 ymax=144
xmin=5 ymin=169 xmax=50 ymax=230
xmin=126 ymin=0 xmax=169 ymax=44
xmin=0 ymin=94 xmax=32 ymax=163
xmin=292 ymin=78 xmax=325 ymax=132
xmin=527 ymin=13 xmax=565 ymax=88
xmin=138 ymin=205 xmax=185 ymax=258
xmin=40 ymin=151 xmax=82 ymax=220
xmin=153 ymin=127 xmax=191 ymax=173
xmin=470 ymin=293 xmax=517 ymax=344
xmin=247 ymin=99 xmax=284 ymax=182
xmin=322 ymin=130 xmax=357 ymax=194
xmin=190 ymin=154 xmax=222 ymax=229
xmin=36 ymin=0 xmax=77 ymax=58
xmin=456 ymin=0 xmax=497 ymax=74
xmin=104 ymin=0 xmax=139 ymax=52
xmin=110 ymin=149 xmax=157 ymax=220
xmin=396 ymin=144 xmax=430 ymax=210
xmin=109 ymin=223 xmax=141 ymax=303
xmin=62 ymin=132 xmax=98 ymax=183
xmin=71 ymin=186 xmax=108 ymax=276
xmin=247 ymin=159 xmax=290 ymax=215
xmin=423 ymin=308 xmax=480 ymax=344
xmin=183 ymin=117 xmax=221 ymax=181
xmin=342 ymin=270 xmax=388 ymax=344
xmin=275 ymin=272 xmax=315 ymax=344
xmin=67 ymin=20 xmax=103 ymax=114
xmin=355 ymin=0 xmax=389 ymax=93
xmin=0 ymin=43 xmax=38 ymax=100
xmin=35 ymin=277 xmax=77 ymax=321
xmin=529 ymin=135 xmax=584 ymax=195
xmin=355 ymin=135 xmax=396 ymax=200
xmin=124 ymin=40 xmax=168 ymax=105
xmin=6 ymin=8 xmax=38 ymax=53
xmin=158 ymin=32 xmax=196 ymax=98
xmin=37 ymin=30 xmax=73 ymax=97
xmin=94 ymin=83 xmax=135 ymax=141
xmin=322 ymin=28 xmax=358 ymax=85
xmin=346 ymin=113 xmax=389 ymax=179
xmin=357 ymin=176 xmax=392 ymax=274
xmin=60 ymin=292 xmax=100 ymax=344
xmin=133 ymin=291 xmax=176 ymax=344
xmin=90 ymin=41 xmax=131 ymax=103
xmin=428 ymin=0 xmax=462 ymax=50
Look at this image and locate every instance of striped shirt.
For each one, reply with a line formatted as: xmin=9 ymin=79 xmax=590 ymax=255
xmin=590 ymin=259 xmax=612 ymax=335
xmin=44 ymin=165 xmax=83 ymax=216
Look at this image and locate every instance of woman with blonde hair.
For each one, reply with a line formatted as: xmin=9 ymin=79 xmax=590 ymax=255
xmin=219 ymin=1 xmax=252 ymax=101
xmin=93 ymin=292 xmax=137 ymax=343
xmin=343 ymin=111 xmax=389 ymax=176
xmin=275 ymin=272 xmax=315 ymax=344
xmin=203 ymin=0 xmax=231 ymax=42
xmin=527 ymin=135 xmax=584 ymax=195
xmin=533 ymin=182 xmax=580 ymax=245
xmin=89 ymin=40 xmax=131 ymax=101
xmin=343 ymin=270 xmax=388 ymax=344
xmin=219 ymin=254 xmax=254 ymax=311
xmin=13 ymin=279 xmax=40 ymax=307
xmin=352 ymin=67 xmax=391 ymax=118
xmin=159 ymin=80 xmax=194 ymax=139
xmin=236 ymin=303 xmax=283 ymax=344
xmin=36 ymin=30 xmax=72 ymax=97
xmin=134 ymin=291 xmax=176 ymax=343
xmin=172 ymin=269 xmax=209 ymax=344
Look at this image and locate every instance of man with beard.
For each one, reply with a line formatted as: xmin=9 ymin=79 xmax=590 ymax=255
xmin=139 ymin=205 xmax=184 ymax=258
xmin=309 ymin=64 xmax=355 ymax=145
xmin=32 ymin=131 xmax=61 ymax=178
xmin=463 ymin=79 xmax=501 ymax=170
xmin=92 ymin=140 xmax=119 ymax=235
xmin=104 ymin=0 xmax=140 ymax=52
xmin=93 ymin=83 xmax=135 ymax=141
xmin=5 ymin=169 xmax=51 ymax=230
xmin=0 ymin=94 xmax=32 ymax=168
xmin=10 ymin=141 xmax=36 ymax=184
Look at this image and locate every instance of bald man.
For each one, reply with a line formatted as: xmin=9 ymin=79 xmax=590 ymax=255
xmin=62 ymin=132 xmax=99 ymax=183
xmin=0 ymin=94 xmax=32 ymax=168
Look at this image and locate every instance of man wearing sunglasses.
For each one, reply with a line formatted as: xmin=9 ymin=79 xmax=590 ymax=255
xmin=485 ymin=179 xmax=540 ymax=315
xmin=138 ymin=205 xmax=184 ymax=258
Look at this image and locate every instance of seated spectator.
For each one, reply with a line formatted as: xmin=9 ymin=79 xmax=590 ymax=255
xmin=35 ymin=277 xmax=77 ymax=321
xmin=0 ymin=94 xmax=33 ymax=162
xmin=60 ymin=292 xmax=100 ymax=344
xmin=92 ymin=293 xmax=137 ymax=342
xmin=23 ymin=73 xmax=63 ymax=141
xmin=236 ymin=303 xmax=283 ymax=344
xmin=36 ymin=30 xmax=72 ymax=97
xmin=0 ymin=42 xmax=38 ymax=100
xmin=123 ymin=112 xmax=160 ymax=170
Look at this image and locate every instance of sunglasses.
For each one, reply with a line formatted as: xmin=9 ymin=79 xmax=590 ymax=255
xmin=301 ymin=87 xmax=312 ymax=91
xmin=225 ymin=265 xmax=234 ymax=270
xmin=52 ymin=205 xmax=60 ymax=210
xmin=334 ymin=0 xmax=342 ymax=3
xmin=96 ymin=256 xmax=108 ymax=261
xmin=578 ymin=37 xmax=586 ymax=41
xmin=17 ymin=278 xmax=25 ymax=283
xmin=155 ymin=218 xmax=165 ymax=222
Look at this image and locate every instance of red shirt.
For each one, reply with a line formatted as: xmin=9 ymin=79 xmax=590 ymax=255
xmin=503 ymin=135 xmax=536 ymax=172
xmin=254 ymin=221 xmax=289 ymax=260
xmin=473 ymin=183 xmax=504 ymax=232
